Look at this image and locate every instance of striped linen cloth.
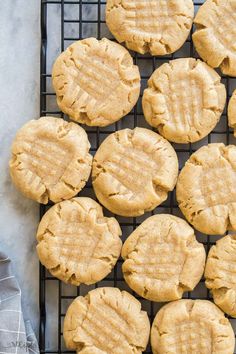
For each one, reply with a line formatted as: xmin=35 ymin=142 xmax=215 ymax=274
xmin=0 ymin=252 xmax=38 ymax=354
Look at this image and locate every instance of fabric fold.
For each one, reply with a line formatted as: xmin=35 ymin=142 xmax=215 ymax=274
xmin=0 ymin=252 xmax=38 ymax=354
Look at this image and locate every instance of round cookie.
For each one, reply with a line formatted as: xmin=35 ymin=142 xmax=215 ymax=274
xmin=228 ymin=89 xmax=236 ymax=136
xmin=193 ymin=0 xmax=236 ymax=77
xmin=151 ymin=299 xmax=235 ymax=354
xmin=205 ymin=234 xmax=236 ymax=318
xmin=92 ymin=127 xmax=179 ymax=217
xmin=122 ymin=214 xmax=206 ymax=302
xmin=52 ymin=37 xmax=140 ymax=127
xmin=177 ymin=143 xmax=236 ymax=235
xmin=106 ymin=0 xmax=194 ymax=56
xmin=36 ymin=197 xmax=122 ymax=285
xmin=142 ymin=58 xmax=226 ymax=143
xmin=63 ymin=287 xmax=150 ymax=353
xmin=9 ymin=117 xmax=92 ymax=204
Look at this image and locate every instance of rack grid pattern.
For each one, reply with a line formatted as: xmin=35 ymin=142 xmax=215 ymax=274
xmin=40 ymin=1 xmax=236 ymax=353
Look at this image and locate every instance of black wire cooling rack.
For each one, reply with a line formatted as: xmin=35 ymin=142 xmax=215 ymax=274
xmin=39 ymin=0 xmax=236 ymax=352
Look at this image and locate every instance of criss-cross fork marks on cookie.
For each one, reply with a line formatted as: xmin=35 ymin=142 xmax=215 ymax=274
xmin=165 ymin=320 xmax=212 ymax=352
xmin=142 ymin=58 xmax=226 ymax=143
xmin=122 ymin=215 xmax=205 ymax=302
xmin=64 ymin=288 xmax=150 ymax=353
xmin=165 ymin=77 xmax=203 ymax=134
xmin=124 ymin=0 xmax=174 ymax=36
xmin=99 ymin=146 xmax=160 ymax=196
xmin=124 ymin=244 xmax=185 ymax=279
xmin=18 ymin=136 xmax=72 ymax=186
xmin=193 ymin=0 xmax=236 ymax=76
xmin=52 ymin=38 xmax=140 ymax=126
xmin=202 ymin=165 xmax=236 ymax=208
xmin=75 ymin=301 xmax=139 ymax=351
xmin=193 ymin=155 xmax=236 ymax=213
xmin=151 ymin=300 xmax=235 ymax=354
xmin=10 ymin=117 xmax=92 ymax=204
xmin=211 ymin=3 xmax=236 ymax=53
xmin=37 ymin=198 xmax=122 ymax=285
xmin=123 ymin=241 xmax=191 ymax=297
xmin=73 ymin=53 xmax=120 ymax=103
xmin=206 ymin=239 xmax=236 ymax=290
xmin=92 ymin=128 xmax=178 ymax=216
xmin=177 ymin=144 xmax=236 ymax=235
xmin=106 ymin=0 xmax=194 ymax=55
xmin=205 ymin=235 xmax=236 ymax=317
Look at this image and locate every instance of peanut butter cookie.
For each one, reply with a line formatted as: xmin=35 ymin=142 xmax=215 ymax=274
xmin=193 ymin=0 xmax=236 ymax=77
xmin=106 ymin=0 xmax=194 ymax=55
xmin=52 ymin=37 xmax=140 ymax=127
xmin=122 ymin=214 xmax=206 ymax=302
xmin=37 ymin=197 xmax=122 ymax=285
xmin=151 ymin=299 xmax=235 ymax=354
xmin=205 ymin=234 xmax=236 ymax=318
xmin=9 ymin=117 xmax=92 ymax=204
xmin=142 ymin=58 xmax=226 ymax=143
xmin=64 ymin=287 xmax=150 ymax=353
xmin=177 ymin=143 xmax=236 ymax=235
xmin=228 ymin=89 xmax=236 ymax=136
xmin=92 ymin=128 xmax=179 ymax=217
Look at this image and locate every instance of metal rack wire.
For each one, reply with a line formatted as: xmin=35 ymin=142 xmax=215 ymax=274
xmin=40 ymin=0 xmax=236 ymax=352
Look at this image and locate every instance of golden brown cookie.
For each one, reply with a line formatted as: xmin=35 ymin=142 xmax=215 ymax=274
xmin=122 ymin=214 xmax=206 ymax=302
xmin=52 ymin=37 xmax=140 ymax=127
xmin=63 ymin=287 xmax=150 ymax=353
xmin=177 ymin=143 xmax=236 ymax=235
xmin=151 ymin=299 xmax=235 ymax=354
xmin=142 ymin=58 xmax=226 ymax=143
xmin=106 ymin=0 xmax=194 ymax=55
xmin=36 ymin=197 xmax=122 ymax=285
xmin=9 ymin=117 xmax=92 ymax=204
xmin=193 ymin=0 xmax=236 ymax=77
xmin=205 ymin=234 xmax=236 ymax=318
xmin=228 ymin=89 xmax=236 ymax=136
xmin=92 ymin=128 xmax=179 ymax=217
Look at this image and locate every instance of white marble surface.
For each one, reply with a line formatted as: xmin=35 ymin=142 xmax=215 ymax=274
xmin=0 ymin=0 xmax=40 ymax=334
